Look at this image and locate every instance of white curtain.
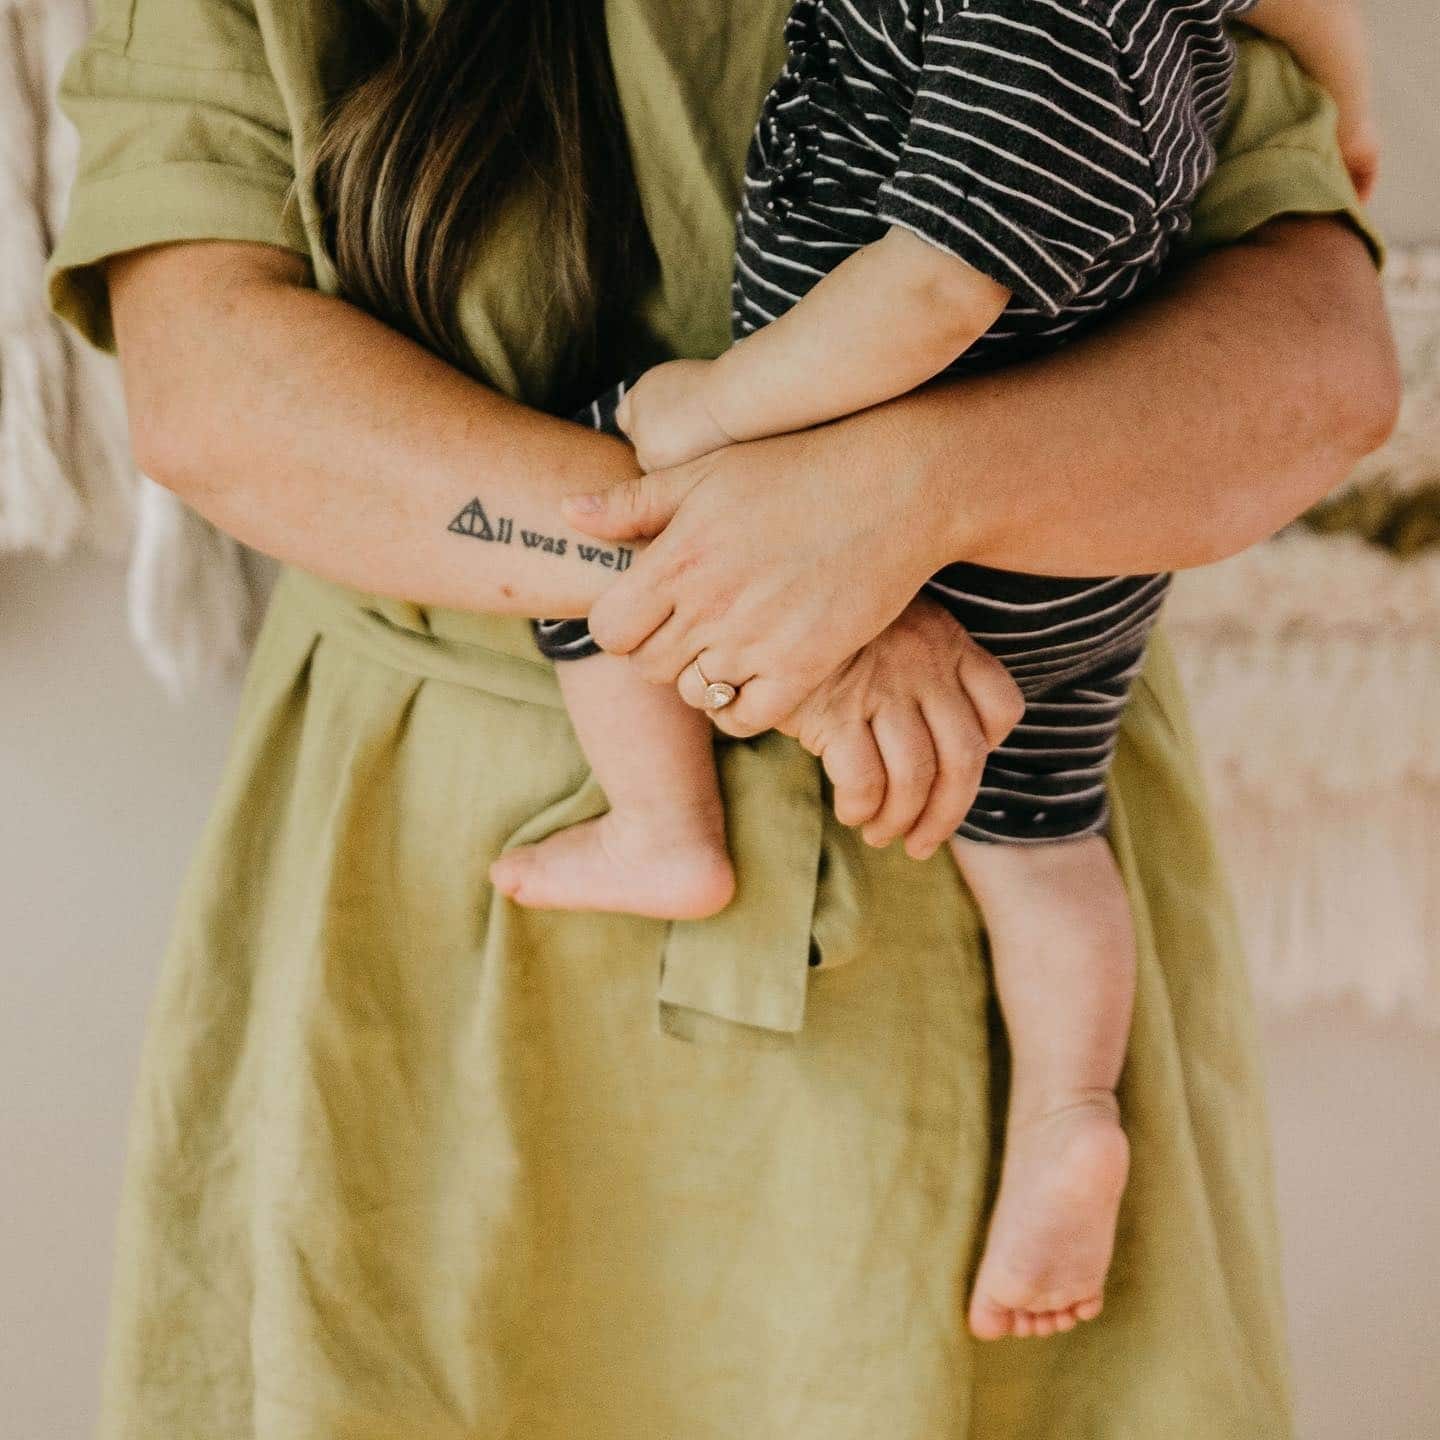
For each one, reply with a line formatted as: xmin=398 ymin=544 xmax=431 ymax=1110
xmin=1167 ymin=249 xmax=1440 ymax=1025
xmin=0 ymin=0 xmax=259 ymax=695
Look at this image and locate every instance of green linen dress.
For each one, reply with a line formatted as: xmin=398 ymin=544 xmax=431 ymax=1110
xmin=48 ymin=4 xmax=1378 ymax=1436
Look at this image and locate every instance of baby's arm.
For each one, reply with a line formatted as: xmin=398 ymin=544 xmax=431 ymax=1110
xmin=617 ymin=228 xmax=1009 ymax=471
xmin=708 ymin=228 xmax=1010 ymax=443
xmin=1244 ymin=0 xmax=1379 ymax=197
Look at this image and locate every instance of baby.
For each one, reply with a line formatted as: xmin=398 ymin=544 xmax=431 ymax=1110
xmin=492 ymin=0 xmax=1376 ymax=1340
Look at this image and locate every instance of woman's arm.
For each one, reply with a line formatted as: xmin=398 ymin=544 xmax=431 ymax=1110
xmin=566 ymin=216 xmax=1399 ymax=737
xmin=886 ymin=215 xmax=1398 ymax=574
xmin=110 ymin=236 xmax=1021 ymax=845
xmin=107 ymin=240 xmax=644 ymax=620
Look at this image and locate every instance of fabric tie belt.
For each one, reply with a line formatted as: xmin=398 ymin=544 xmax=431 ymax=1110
xmin=279 ymin=567 xmax=838 ymax=1037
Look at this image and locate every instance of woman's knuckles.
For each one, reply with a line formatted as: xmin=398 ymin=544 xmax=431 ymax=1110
xmin=956 ymin=649 xmax=1026 ymax=738
xmin=833 ymin=757 xmax=885 ymax=809
xmin=587 ymin=600 xmax=642 ymax=655
xmin=713 ymin=707 xmax=770 ymax=739
xmin=654 ymin=544 xmax=711 ymax=590
xmin=629 ymin=635 xmax=682 ymax=677
xmin=992 ymin=686 xmax=1027 ymax=738
xmin=584 ymin=604 xmax=623 ymax=654
xmin=696 ymin=678 xmax=770 ymax=737
xmin=950 ymin=731 xmax=991 ymax=776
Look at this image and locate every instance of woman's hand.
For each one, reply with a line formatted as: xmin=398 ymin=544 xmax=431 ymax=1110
xmin=563 ymin=420 xmax=944 ymax=738
xmin=742 ymin=594 xmax=1025 ymax=859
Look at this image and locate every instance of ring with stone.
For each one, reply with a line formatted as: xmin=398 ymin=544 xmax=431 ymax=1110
xmin=691 ymin=657 xmax=739 ymax=712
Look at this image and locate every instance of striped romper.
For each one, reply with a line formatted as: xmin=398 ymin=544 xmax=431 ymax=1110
xmin=538 ymin=0 xmax=1257 ymax=843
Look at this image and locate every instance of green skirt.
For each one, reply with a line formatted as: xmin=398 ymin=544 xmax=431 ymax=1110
xmin=98 ymin=566 xmax=1292 ymax=1439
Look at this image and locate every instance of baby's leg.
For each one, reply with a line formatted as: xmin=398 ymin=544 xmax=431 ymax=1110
xmin=954 ymin=834 xmax=1135 ymax=1341
xmin=917 ymin=567 xmax=1161 ymax=1338
xmin=489 ymin=652 xmax=735 ymax=919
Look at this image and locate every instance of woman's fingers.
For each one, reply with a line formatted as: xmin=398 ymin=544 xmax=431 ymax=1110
xmin=675 ymin=657 xmax=806 ymax=739
xmin=586 ymin=579 xmax=674 ymax=658
xmin=863 ymin=704 xmax=938 ymax=848
xmin=956 ymin=637 xmax=1026 ymax=747
xmin=674 ymin=655 xmax=712 ymax=711
xmin=561 ymin=463 xmax=701 ymax=542
xmin=707 ymin=672 xmax=812 ymax=739
xmin=904 ymin=692 xmax=990 ymax=859
xmin=624 ymin=610 xmax=701 ymax=685
xmin=819 ymin=721 xmax=888 ymax=828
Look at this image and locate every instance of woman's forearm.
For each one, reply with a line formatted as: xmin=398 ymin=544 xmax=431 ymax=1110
xmin=861 ymin=216 xmax=1399 ymax=577
xmin=107 ymin=241 xmax=643 ymax=619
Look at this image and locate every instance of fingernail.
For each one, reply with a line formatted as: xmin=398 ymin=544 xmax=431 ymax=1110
xmin=566 ymin=494 xmax=602 ymax=514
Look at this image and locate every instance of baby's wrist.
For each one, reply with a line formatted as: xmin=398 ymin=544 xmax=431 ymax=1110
xmin=700 ymin=349 xmax=754 ymax=446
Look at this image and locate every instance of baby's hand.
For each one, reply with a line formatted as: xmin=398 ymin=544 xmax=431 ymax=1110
xmin=615 ymin=360 xmax=734 ymax=473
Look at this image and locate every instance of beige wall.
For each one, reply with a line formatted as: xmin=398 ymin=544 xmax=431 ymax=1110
xmin=1367 ymin=3 xmax=1437 ymax=245
xmin=3 ymin=3 xmax=1438 ymax=1435
xmin=1 ymin=555 xmax=243 ymax=1440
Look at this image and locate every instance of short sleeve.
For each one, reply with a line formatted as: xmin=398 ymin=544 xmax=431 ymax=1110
xmin=45 ymin=0 xmax=309 ymax=354
xmin=875 ymin=0 xmax=1155 ymax=315
xmin=1188 ymin=30 xmax=1383 ymax=266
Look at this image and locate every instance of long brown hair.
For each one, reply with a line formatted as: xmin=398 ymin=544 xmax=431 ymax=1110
xmin=310 ymin=0 xmax=652 ymax=408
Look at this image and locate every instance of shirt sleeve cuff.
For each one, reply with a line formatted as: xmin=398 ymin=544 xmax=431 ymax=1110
xmin=46 ymin=160 xmax=311 ymax=354
xmin=1183 ymin=143 xmax=1384 ymax=269
xmin=875 ymin=182 xmax=1080 ymax=316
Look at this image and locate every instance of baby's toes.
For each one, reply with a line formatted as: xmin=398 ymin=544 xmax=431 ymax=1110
xmin=968 ymin=1296 xmax=1014 ymax=1341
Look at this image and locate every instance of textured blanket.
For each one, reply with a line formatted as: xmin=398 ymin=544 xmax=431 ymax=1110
xmin=1 ymin=0 xmax=257 ymax=694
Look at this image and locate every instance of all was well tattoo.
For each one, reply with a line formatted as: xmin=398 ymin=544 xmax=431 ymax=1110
xmin=447 ymin=498 xmax=633 ymax=571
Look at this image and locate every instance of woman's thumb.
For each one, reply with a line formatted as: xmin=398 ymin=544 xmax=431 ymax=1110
xmin=562 ymin=473 xmax=684 ymax=541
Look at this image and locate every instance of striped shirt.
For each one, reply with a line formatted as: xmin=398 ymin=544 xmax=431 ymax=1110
xmin=728 ymin=0 xmax=1256 ymax=843
xmin=736 ymin=0 xmax=1257 ymax=366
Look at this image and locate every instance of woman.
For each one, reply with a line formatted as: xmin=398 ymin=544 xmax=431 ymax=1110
xmin=48 ymin=2 xmax=1394 ymax=1437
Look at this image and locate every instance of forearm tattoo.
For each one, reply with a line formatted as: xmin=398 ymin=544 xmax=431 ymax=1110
xmin=446 ymin=497 xmax=633 ymax=572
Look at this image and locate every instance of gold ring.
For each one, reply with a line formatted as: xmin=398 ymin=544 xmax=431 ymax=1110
xmin=692 ymin=658 xmax=738 ymax=712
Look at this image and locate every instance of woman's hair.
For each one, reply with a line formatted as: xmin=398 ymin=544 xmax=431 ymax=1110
xmin=310 ymin=0 xmax=652 ymax=408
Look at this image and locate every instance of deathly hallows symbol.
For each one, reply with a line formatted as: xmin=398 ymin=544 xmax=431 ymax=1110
xmin=448 ymin=497 xmax=495 ymax=541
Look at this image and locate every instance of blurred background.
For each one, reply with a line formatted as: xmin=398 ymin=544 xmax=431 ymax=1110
xmin=2 ymin=2 xmax=1437 ymax=1437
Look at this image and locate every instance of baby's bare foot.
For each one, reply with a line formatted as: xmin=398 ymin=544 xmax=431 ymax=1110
xmin=489 ymin=807 xmax=735 ymax=920
xmin=968 ymin=1094 xmax=1129 ymax=1341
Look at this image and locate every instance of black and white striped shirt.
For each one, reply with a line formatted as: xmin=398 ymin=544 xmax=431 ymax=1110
xmin=736 ymin=0 xmax=1256 ymax=367
xmin=729 ymin=0 xmax=1255 ymax=843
